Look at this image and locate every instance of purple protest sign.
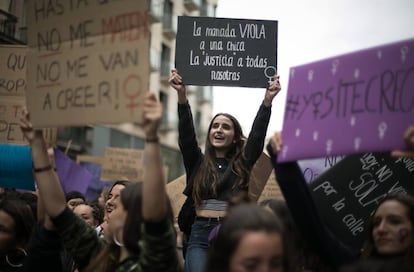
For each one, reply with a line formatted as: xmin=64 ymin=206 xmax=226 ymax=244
xmin=54 ymin=148 xmax=92 ymax=195
xmin=279 ymin=38 xmax=414 ymax=162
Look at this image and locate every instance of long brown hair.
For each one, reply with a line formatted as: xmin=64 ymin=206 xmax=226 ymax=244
xmin=192 ymin=113 xmax=250 ymax=205
xmin=361 ymin=193 xmax=414 ymax=269
xmin=84 ymin=182 xmax=143 ymax=272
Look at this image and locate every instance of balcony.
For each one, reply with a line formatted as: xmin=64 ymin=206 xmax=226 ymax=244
xmin=162 ymin=14 xmax=177 ymax=40
xmin=150 ymin=47 xmax=160 ymax=71
xmin=0 ymin=9 xmax=24 ymax=44
xmin=148 ymin=0 xmax=163 ymax=23
xmin=195 ymin=86 xmax=213 ymax=103
xmin=184 ymin=0 xmax=202 ymax=12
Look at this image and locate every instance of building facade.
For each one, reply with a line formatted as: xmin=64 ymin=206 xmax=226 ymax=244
xmin=1 ymin=0 xmax=217 ymax=182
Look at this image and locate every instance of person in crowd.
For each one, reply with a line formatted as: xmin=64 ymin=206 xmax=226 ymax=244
xmin=97 ymin=186 xmax=111 ymax=210
xmin=0 ymin=192 xmax=35 ymax=271
xmin=206 ymin=203 xmax=291 ymax=272
xmin=266 ymin=125 xmax=414 ymax=271
xmin=20 ymin=92 xmax=179 ymax=272
xmin=169 ymin=68 xmax=281 ymax=272
xmin=73 ymin=201 xmax=104 ymax=229
xmin=98 ymin=180 xmax=128 ymax=240
xmin=391 ymin=125 xmax=414 ymax=159
xmin=65 ymin=191 xmax=85 ymax=211
xmin=339 ymin=194 xmax=414 ymax=271
xmin=259 ymin=198 xmax=333 ymax=272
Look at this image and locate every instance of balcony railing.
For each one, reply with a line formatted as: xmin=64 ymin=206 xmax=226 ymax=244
xmin=148 ymin=0 xmax=163 ymax=23
xmin=184 ymin=0 xmax=202 ymax=12
xmin=0 ymin=9 xmax=17 ymax=39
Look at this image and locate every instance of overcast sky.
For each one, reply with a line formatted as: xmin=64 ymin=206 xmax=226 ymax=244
xmin=212 ymin=0 xmax=414 ymax=135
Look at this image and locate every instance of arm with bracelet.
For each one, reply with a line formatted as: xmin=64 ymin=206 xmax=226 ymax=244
xmin=20 ymin=110 xmax=66 ymax=217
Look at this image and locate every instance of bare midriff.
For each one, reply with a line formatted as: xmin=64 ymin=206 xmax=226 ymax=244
xmin=196 ymin=209 xmax=226 ymax=218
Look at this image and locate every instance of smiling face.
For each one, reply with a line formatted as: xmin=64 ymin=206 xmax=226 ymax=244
xmin=230 ymin=231 xmax=284 ymax=272
xmin=372 ymin=200 xmax=413 ymax=256
xmin=209 ymin=115 xmax=235 ymax=156
xmin=105 ymin=184 xmax=125 ymax=215
xmin=74 ymin=204 xmax=98 ymax=227
xmin=106 ymin=189 xmax=127 ymax=241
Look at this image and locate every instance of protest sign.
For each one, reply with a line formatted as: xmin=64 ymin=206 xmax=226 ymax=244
xmin=166 ymin=175 xmax=187 ymax=220
xmin=0 ymin=45 xmax=27 ymax=96
xmin=310 ymin=152 xmax=414 ymax=250
xmin=248 ymin=152 xmax=273 ymax=201
xmin=54 ymin=148 xmax=92 ymax=194
xmin=175 ymin=16 xmax=277 ymax=88
xmin=101 ymin=147 xmax=144 ymax=182
xmin=26 ymin=1 xmax=150 ymax=127
xmin=0 ymin=144 xmax=35 ymax=191
xmin=298 ymin=155 xmax=344 ymax=183
xmin=76 ymin=154 xmax=104 ymax=165
xmin=0 ymin=96 xmax=26 ymax=144
xmin=280 ymin=38 xmax=414 ymax=162
xmin=257 ymin=172 xmax=284 ymax=203
xmin=0 ymin=96 xmax=57 ymax=145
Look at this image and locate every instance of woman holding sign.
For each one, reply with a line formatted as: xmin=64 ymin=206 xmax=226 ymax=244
xmin=20 ymin=93 xmax=179 ymax=272
xmin=267 ymin=129 xmax=414 ymax=271
xmin=169 ymin=68 xmax=281 ymax=272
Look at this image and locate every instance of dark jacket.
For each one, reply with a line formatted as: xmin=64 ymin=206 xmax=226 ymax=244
xmin=50 ymin=208 xmax=178 ymax=272
xmin=179 ymin=101 xmax=271 ymax=201
xmin=266 ymin=143 xmax=359 ymax=270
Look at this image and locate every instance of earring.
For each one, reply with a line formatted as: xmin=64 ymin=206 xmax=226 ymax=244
xmin=113 ymin=229 xmax=124 ymax=247
xmin=6 ymin=247 xmax=27 ymax=268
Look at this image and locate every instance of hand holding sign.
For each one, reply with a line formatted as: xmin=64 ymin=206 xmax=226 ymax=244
xmin=391 ymin=126 xmax=414 ymax=159
xmin=264 ymin=75 xmax=281 ymax=107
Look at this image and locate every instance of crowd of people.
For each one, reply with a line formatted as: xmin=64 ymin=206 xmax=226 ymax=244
xmin=0 ymin=69 xmax=413 ymax=272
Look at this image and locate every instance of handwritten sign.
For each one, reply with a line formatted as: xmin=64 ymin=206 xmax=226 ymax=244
xmin=279 ymin=38 xmax=414 ymax=162
xmin=0 ymin=96 xmax=26 ymax=144
xmin=175 ymin=16 xmax=277 ymax=88
xmin=26 ymin=1 xmax=150 ymax=127
xmin=248 ymin=152 xmax=273 ymax=201
xmin=298 ymin=155 xmax=344 ymax=183
xmin=101 ymin=147 xmax=144 ymax=182
xmin=0 ymin=96 xmax=57 ymax=145
xmin=166 ymin=175 xmax=186 ymax=220
xmin=258 ymin=172 xmax=284 ymax=203
xmin=310 ymin=152 xmax=414 ymax=250
xmin=0 ymin=45 xmax=27 ymax=96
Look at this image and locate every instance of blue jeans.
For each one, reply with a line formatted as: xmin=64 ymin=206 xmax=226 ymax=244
xmin=184 ymin=218 xmax=219 ymax=272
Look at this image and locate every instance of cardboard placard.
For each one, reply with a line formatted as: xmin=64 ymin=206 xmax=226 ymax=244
xmin=101 ymin=147 xmax=144 ymax=182
xmin=280 ymin=38 xmax=414 ymax=162
xmin=26 ymin=1 xmax=150 ymax=127
xmin=175 ymin=16 xmax=278 ymax=88
xmin=0 ymin=96 xmax=57 ymax=145
xmin=310 ymin=152 xmax=414 ymax=251
xmin=166 ymin=174 xmax=187 ymax=220
xmin=248 ymin=152 xmax=273 ymax=201
xmin=0 ymin=45 xmax=27 ymax=96
xmin=76 ymin=154 xmax=104 ymax=165
xmin=0 ymin=96 xmax=26 ymax=144
xmin=258 ymin=172 xmax=284 ymax=203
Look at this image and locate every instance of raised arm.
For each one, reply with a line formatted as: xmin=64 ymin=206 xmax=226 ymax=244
xmin=169 ymin=68 xmax=187 ymax=104
xmin=267 ymin=132 xmax=358 ymax=268
xmin=141 ymin=92 xmax=167 ymax=221
xmin=20 ymin=110 xmax=66 ymax=218
xmin=263 ymin=75 xmax=281 ymax=107
xmin=244 ymin=75 xmax=281 ymax=164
